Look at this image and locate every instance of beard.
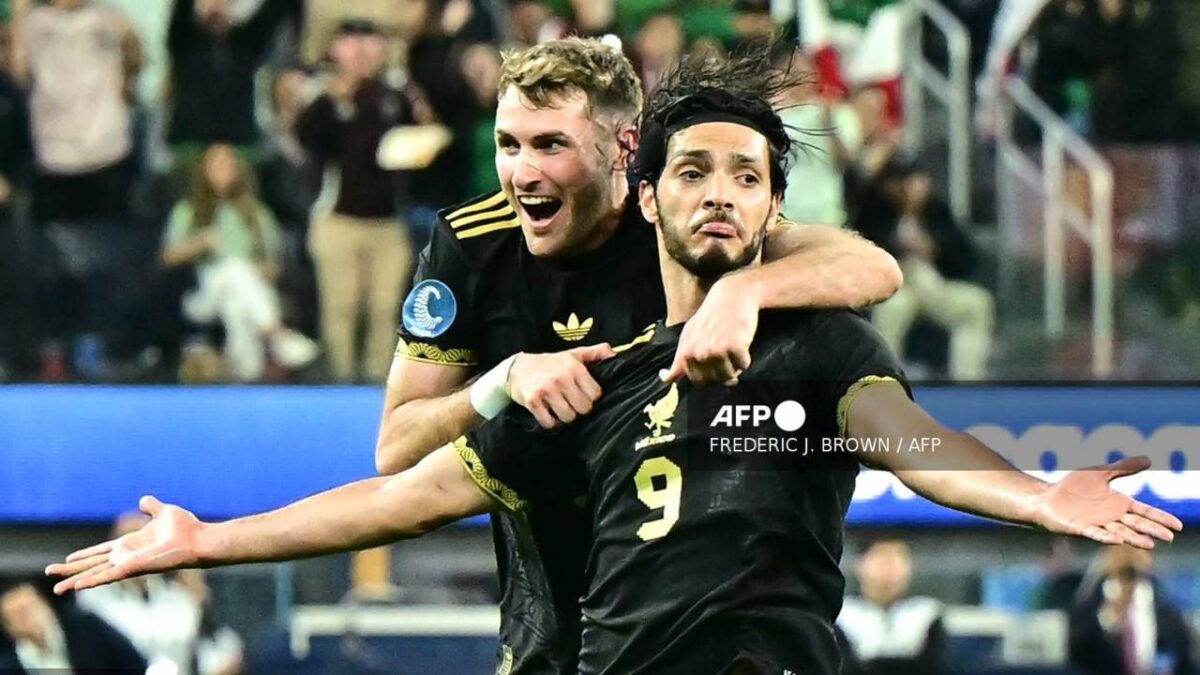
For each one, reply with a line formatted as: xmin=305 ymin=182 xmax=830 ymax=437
xmin=657 ymin=201 xmax=768 ymax=281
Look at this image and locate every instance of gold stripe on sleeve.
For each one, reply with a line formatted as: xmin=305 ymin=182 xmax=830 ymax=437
xmin=452 ymin=436 xmax=529 ymax=513
xmin=456 ymin=217 xmax=521 ymax=240
xmin=449 ymin=204 xmax=516 ymax=229
xmin=836 ymin=375 xmax=904 ymax=438
xmin=446 ymin=191 xmax=509 ymax=221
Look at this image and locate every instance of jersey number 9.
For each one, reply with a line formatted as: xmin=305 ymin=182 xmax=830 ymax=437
xmin=634 ymin=457 xmax=683 ymax=541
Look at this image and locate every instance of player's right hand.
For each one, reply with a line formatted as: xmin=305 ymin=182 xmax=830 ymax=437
xmin=507 ymin=344 xmax=616 ymax=429
xmin=45 ymin=496 xmax=203 ymax=595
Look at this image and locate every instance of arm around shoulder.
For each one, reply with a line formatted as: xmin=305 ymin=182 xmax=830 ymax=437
xmin=755 ymin=220 xmax=902 ymax=310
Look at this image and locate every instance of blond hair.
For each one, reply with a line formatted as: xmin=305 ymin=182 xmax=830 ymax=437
xmin=498 ymin=37 xmax=643 ymax=121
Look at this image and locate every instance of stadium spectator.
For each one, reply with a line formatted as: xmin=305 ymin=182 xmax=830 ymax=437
xmin=296 ymin=19 xmax=418 ymax=383
xmin=633 ymin=12 xmax=685 ymax=96
xmin=176 ymin=570 xmax=244 ymax=675
xmin=165 ymin=0 xmax=292 ymax=165
xmin=10 ymin=0 xmax=142 ymax=380
xmin=161 ymin=143 xmax=317 ymax=382
xmin=75 ymin=512 xmax=204 ymax=675
xmin=1086 ymin=0 xmax=1183 ymax=143
xmin=1032 ymin=537 xmax=1089 ymax=611
xmin=404 ymin=0 xmax=495 ymax=212
xmin=459 ymin=42 xmax=502 ymax=197
xmin=300 ymin=0 xmax=400 ymax=67
xmin=258 ymin=66 xmax=320 ymax=233
xmin=564 ymin=0 xmax=616 ymax=37
xmin=983 ymin=0 xmax=1184 ymax=142
xmin=0 ymin=581 xmax=147 ymax=673
xmin=9 ymin=0 xmax=139 ymax=209
xmin=838 ymin=540 xmax=949 ymax=675
xmin=854 ymin=159 xmax=993 ymax=379
xmin=508 ymin=0 xmax=553 ymax=48
xmin=1069 ymin=545 xmax=1196 ymax=675
xmin=778 ymin=50 xmax=863 ymax=227
xmin=795 ymin=0 xmax=907 ymax=122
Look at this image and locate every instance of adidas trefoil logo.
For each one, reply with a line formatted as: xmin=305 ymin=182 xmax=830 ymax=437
xmin=553 ymin=313 xmax=594 ymax=342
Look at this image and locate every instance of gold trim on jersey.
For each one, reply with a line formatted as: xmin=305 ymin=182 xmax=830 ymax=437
xmin=612 ymin=323 xmax=657 ymax=354
xmin=457 ymin=216 xmax=521 ymax=240
xmin=398 ymin=339 xmax=478 ymax=367
xmin=446 ymin=191 xmax=508 ymax=221
xmin=453 ymin=436 xmax=529 ymax=513
xmin=450 ymin=203 xmax=516 ymax=229
xmin=836 ymin=375 xmax=903 ymax=437
xmin=496 ymin=645 xmax=514 ymax=675
xmin=553 ymin=313 xmax=594 ymax=342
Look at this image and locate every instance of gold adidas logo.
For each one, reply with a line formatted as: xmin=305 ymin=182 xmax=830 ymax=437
xmin=553 ymin=313 xmax=594 ymax=342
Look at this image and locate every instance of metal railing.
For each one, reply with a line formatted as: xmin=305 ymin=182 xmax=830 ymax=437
xmin=903 ymin=0 xmax=972 ymax=224
xmin=993 ymin=77 xmax=1115 ymax=377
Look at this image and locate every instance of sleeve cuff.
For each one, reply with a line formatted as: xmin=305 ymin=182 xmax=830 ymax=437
xmin=396 ymin=339 xmax=478 ymax=367
xmin=836 ymin=375 xmax=906 ymax=438
xmin=452 ymin=436 xmax=529 ymax=513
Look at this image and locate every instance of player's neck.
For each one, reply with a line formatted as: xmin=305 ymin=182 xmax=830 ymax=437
xmin=660 ymin=257 xmax=716 ymax=326
xmin=570 ymin=178 xmax=630 ymax=254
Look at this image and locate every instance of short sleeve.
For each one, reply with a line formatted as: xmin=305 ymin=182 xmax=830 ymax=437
xmin=396 ymin=218 xmax=481 ymax=367
xmin=453 ymin=407 xmax=579 ymax=513
xmin=809 ymin=312 xmax=911 ymax=437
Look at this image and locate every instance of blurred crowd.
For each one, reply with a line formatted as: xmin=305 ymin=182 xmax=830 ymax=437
xmin=6 ymin=533 xmax=1193 ymax=675
xmin=0 ymin=0 xmax=1194 ymax=383
xmin=2 ymin=514 xmax=242 ymax=675
xmin=835 ymin=539 xmax=1196 ymax=675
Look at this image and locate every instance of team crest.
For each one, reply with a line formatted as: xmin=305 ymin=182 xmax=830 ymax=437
xmin=402 ymin=280 xmax=457 ymax=339
xmin=636 ymin=382 xmax=679 ymax=450
xmin=552 ymin=313 xmax=594 ymax=342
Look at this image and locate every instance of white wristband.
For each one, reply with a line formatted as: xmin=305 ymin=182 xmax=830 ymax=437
xmin=470 ymin=355 xmax=517 ymax=420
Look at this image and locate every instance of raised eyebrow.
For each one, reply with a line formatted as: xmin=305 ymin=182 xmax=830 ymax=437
xmin=668 ymin=149 xmax=713 ymax=165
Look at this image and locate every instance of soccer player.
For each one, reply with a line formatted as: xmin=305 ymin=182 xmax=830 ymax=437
xmin=374 ymin=37 xmax=900 ymax=674
xmin=49 ymin=50 xmax=1183 ymax=675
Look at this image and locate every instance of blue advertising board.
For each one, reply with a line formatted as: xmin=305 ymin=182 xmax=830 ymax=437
xmin=1 ymin=385 xmax=1197 ymax=525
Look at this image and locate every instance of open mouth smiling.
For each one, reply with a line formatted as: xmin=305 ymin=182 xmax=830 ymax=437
xmin=517 ymin=195 xmax=564 ymax=225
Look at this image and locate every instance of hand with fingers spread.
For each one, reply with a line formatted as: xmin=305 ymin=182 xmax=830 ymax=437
xmin=46 ymin=496 xmax=203 ymax=595
xmin=1035 ymin=457 xmax=1183 ymax=549
xmin=507 ymin=343 xmax=616 ymax=429
xmin=662 ymin=276 xmax=757 ymax=387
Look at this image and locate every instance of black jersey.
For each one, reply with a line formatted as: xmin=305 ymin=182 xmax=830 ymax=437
xmin=396 ymin=191 xmax=665 ymax=675
xmin=457 ymin=310 xmax=910 ymax=675
xmin=397 ymin=190 xmax=665 ymax=370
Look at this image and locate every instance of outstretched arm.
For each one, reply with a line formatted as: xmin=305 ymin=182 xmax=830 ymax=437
xmin=664 ymin=221 xmax=903 ymax=384
xmin=46 ymin=446 xmax=492 ymax=594
xmin=845 ymin=382 xmax=1183 ymax=548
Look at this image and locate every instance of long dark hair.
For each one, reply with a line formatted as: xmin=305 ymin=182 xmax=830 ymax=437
xmin=634 ymin=44 xmax=810 ymax=195
xmin=188 ymin=144 xmax=269 ymax=259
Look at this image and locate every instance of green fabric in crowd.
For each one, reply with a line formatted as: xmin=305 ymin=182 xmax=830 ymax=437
xmin=469 ymin=118 xmax=500 ymax=197
xmin=826 ymin=0 xmax=902 ymax=27
xmin=679 ymin=2 xmax=737 ymax=45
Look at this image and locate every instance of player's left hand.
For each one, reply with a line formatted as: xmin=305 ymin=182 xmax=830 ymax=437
xmin=662 ymin=275 xmax=756 ymax=386
xmin=1035 ymin=456 xmax=1183 ymax=549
